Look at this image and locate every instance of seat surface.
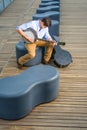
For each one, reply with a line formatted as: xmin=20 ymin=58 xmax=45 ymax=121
xmin=0 ymin=65 xmax=59 ymax=120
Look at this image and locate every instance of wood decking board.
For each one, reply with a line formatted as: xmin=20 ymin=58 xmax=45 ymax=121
xmin=0 ymin=0 xmax=87 ymax=129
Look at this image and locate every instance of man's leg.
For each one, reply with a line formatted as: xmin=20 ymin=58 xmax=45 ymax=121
xmin=36 ymin=40 xmax=54 ymax=63
xmin=18 ymin=43 xmax=36 ymax=65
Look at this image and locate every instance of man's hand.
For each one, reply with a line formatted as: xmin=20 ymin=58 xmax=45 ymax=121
xmin=26 ymin=37 xmax=35 ymax=43
xmin=48 ymin=38 xmax=57 ymax=46
xmin=52 ymin=40 xmax=57 ymax=46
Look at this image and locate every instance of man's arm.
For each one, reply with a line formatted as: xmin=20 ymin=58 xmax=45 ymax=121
xmin=48 ymin=38 xmax=57 ymax=46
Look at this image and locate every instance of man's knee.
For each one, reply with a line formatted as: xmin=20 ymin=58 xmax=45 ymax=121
xmin=50 ymin=43 xmax=54 ymax=48
xmin=29 ymin=53 xmax=36 ymax=59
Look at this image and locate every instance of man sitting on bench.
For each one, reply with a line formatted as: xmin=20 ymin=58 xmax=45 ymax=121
xmin=16 ymin=17 xmax=57 ymax=68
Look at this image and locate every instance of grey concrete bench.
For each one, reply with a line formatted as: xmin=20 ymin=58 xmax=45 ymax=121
xmin=0 ymin=65 xmax=59 ymax=120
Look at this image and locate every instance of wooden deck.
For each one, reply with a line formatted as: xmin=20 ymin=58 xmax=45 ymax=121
xmin=0 ymin=0 xmax=87 ymax=129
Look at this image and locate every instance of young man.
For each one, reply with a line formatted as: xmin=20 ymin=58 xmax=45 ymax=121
xmin=16 ymin=17 xmax=57 ymax=68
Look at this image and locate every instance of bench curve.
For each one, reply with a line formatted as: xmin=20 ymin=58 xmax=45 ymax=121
xmin=0 ymin=65 xmax=59 ymax=120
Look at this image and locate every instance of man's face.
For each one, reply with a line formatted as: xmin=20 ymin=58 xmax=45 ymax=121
xmin=40 ymin=21 xmax=47 ymax=29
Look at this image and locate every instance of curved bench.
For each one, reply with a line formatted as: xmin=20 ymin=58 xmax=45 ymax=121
xmin=49 ymin=20 xmax=60 ymax=36
xmin=41 ymin=0 xmax=60 ymax=2
xmin=39 ymin=1 xmax=59 ymax=7
xmin=0 ymin=65 xmax=59 ymax=120
xmin=33 ymin=11 xmax=60 ymax=21
xmin=36 ymin=5 xmax=60 ymax=13
xmin=16 ymin=41 xmax=43 ymax=66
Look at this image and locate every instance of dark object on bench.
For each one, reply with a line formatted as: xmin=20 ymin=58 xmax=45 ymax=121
xmin=53 ymin=45 xmax=73 ymax=67
xmin=0 ymin=65 xmax=59 ymax=120
xmin=52 ymin=36 xmax=73 ymax=67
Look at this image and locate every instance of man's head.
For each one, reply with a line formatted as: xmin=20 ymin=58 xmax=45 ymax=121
xmin=40 ymin=17 xmax=52 ymax=28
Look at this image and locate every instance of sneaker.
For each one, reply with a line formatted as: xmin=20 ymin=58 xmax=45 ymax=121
xmin=42 ymin=60 xmax=49 ymax=65
xmin=17 ymin=61 xmax=23 ymax=69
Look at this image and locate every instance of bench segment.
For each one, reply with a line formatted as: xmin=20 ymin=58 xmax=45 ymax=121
xmin=33 ymin=11 xmax=60 ymax=21
xmin=36 ymin=5 xmax=60 ymax=13
xmin=16 ymin=41 xmax=43 ymax=66
xmin=41 ymin=0 xmax=60 ymax=3
xmin=39 ymin=1 xmax=59 ymax=7
xmin=0 ymin=65 xmax=59 ymax=120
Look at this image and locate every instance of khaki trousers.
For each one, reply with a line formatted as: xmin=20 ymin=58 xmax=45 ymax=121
xmin=18 ymin=40 xmax=54 ymax=65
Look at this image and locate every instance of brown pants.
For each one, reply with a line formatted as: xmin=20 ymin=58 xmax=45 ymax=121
xmin=18 ymin=39 xmax=54 ymax=65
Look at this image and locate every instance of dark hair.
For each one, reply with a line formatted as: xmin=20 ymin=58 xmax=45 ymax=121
xmin=41 ymin=17 xmax=51 ymax=27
